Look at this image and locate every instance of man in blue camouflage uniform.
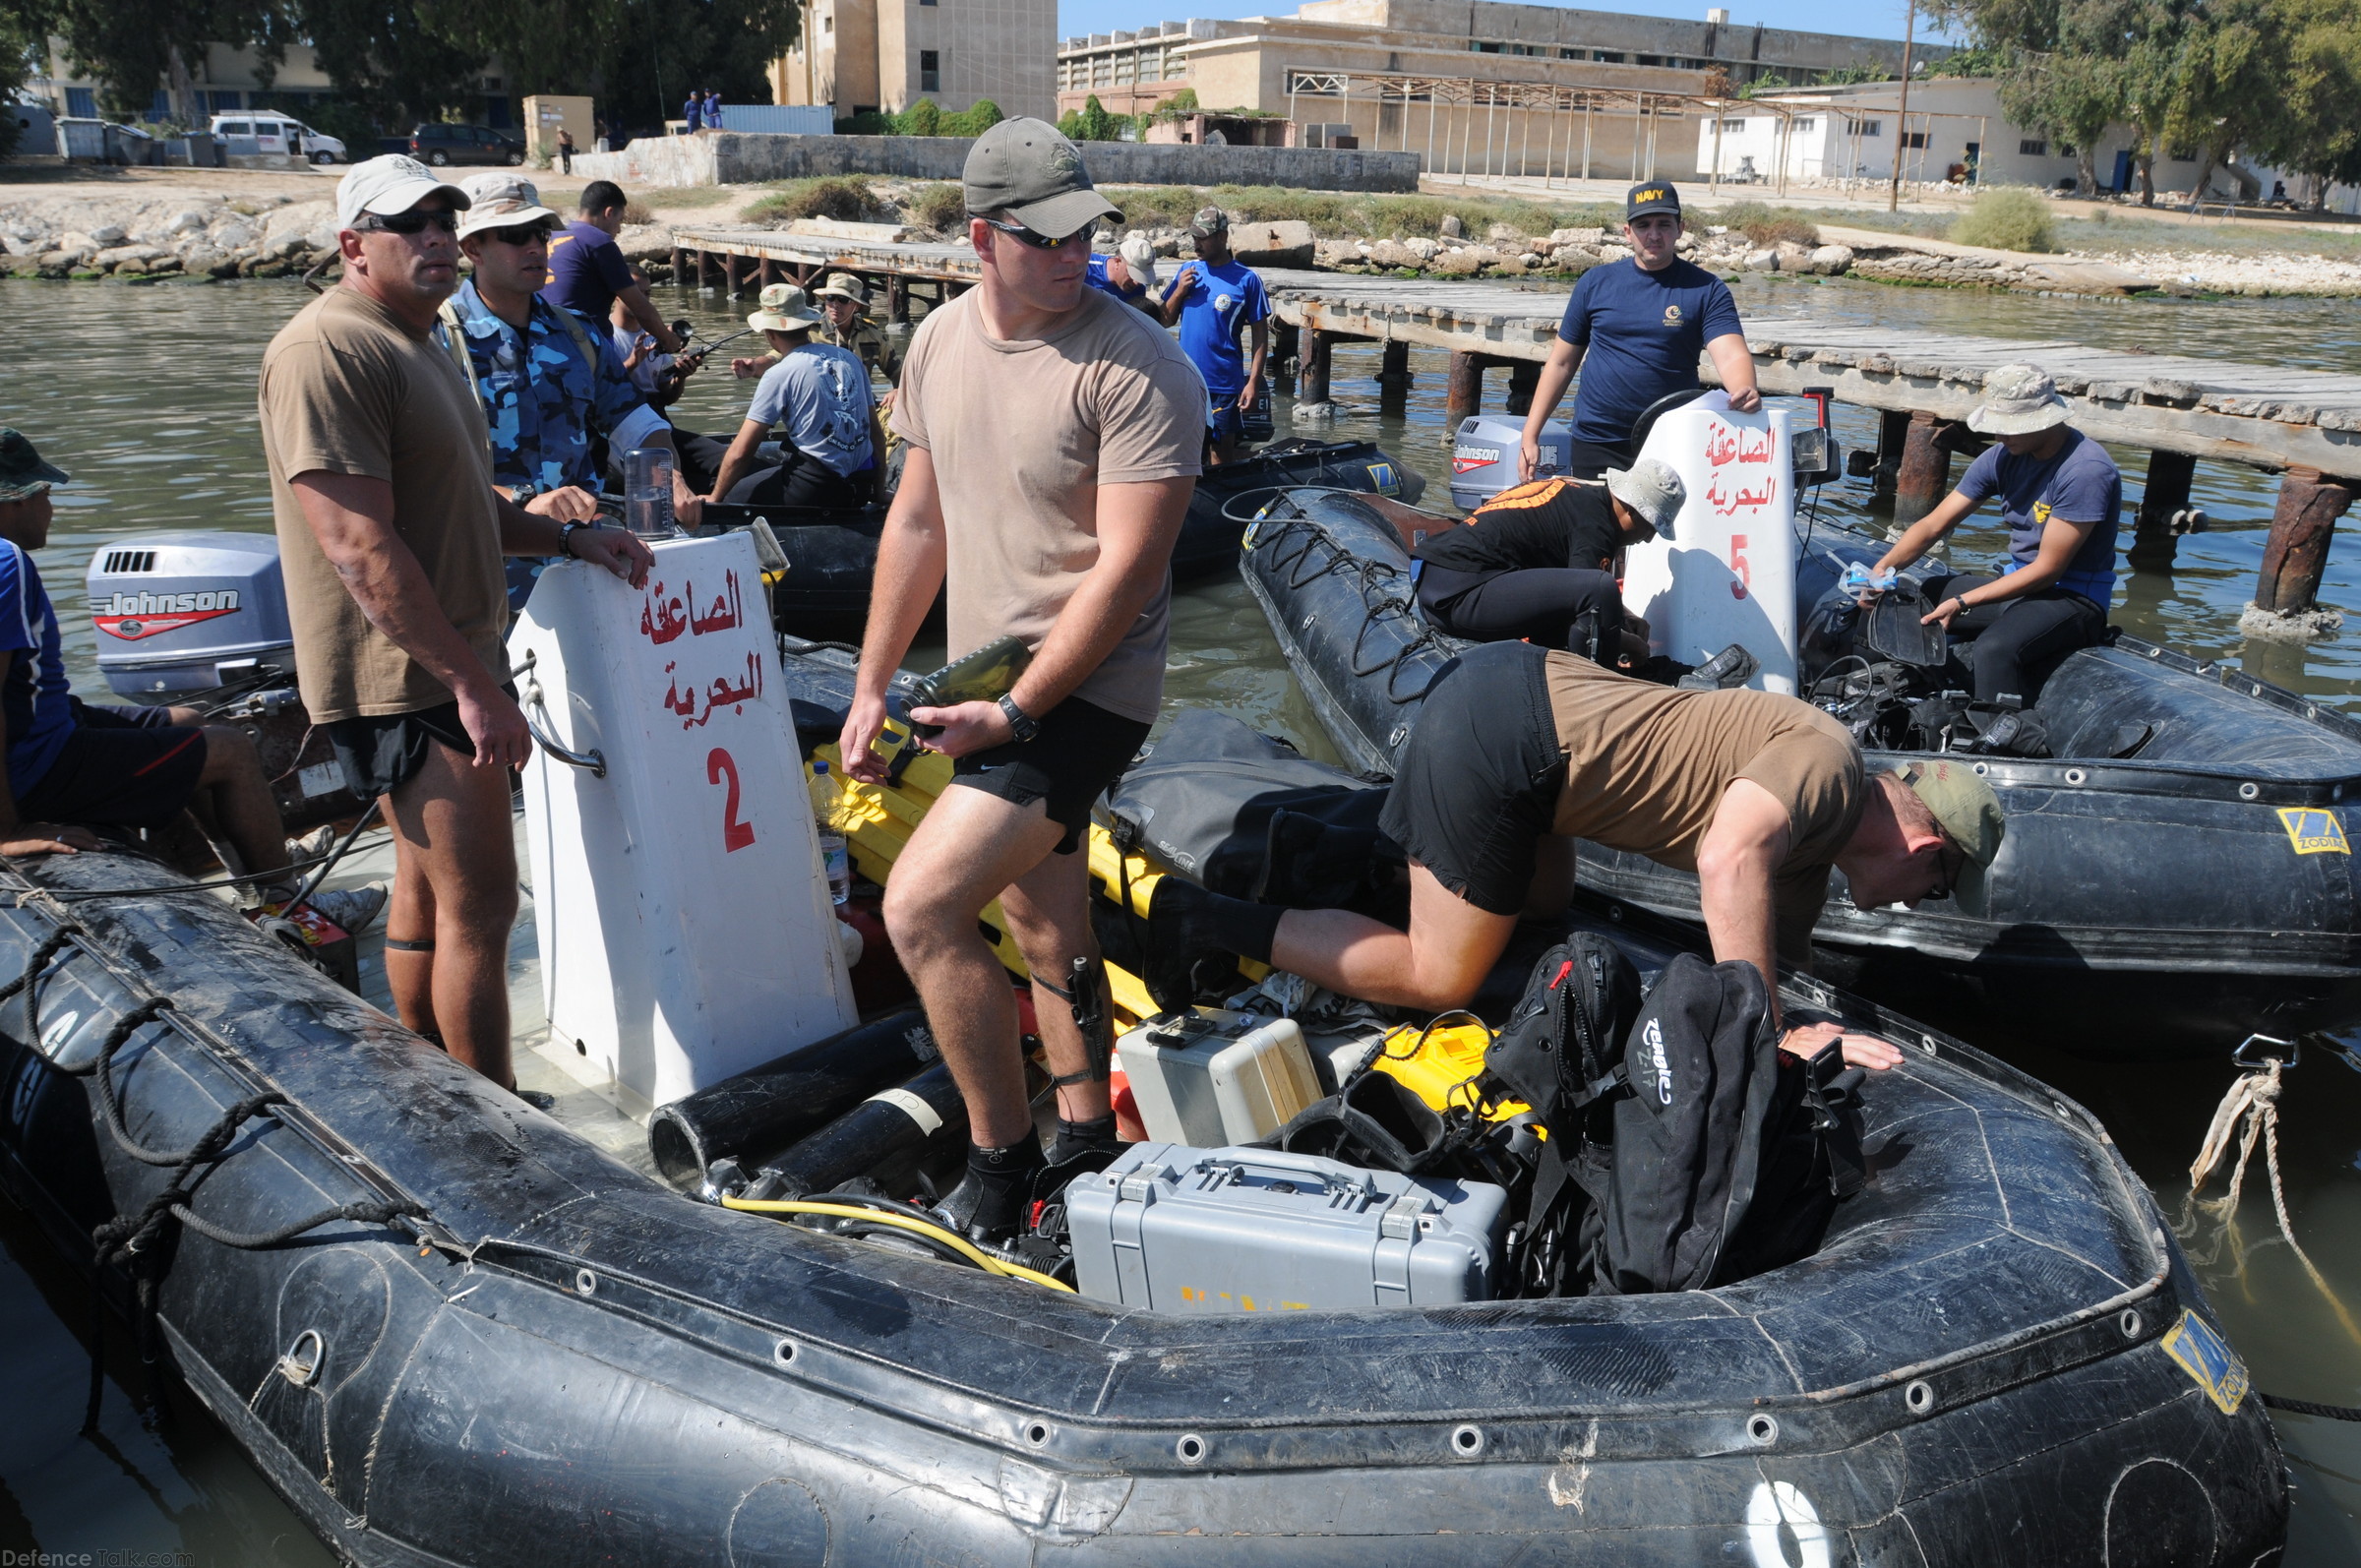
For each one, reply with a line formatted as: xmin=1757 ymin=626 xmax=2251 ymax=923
xmin=439 ymin=174 xmax=701 ymax=529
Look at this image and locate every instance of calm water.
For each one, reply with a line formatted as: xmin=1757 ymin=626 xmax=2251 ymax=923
xmin=4 ymin=272 xmax=2361 ymax=1561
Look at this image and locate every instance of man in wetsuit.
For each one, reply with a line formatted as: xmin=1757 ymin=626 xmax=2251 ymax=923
xmin=1147 ymin=639 xmax=2007 ymax=1070
xmin=1519 ymin=182 xmax=1761 ymax=480
xmin=1867 ymin=363 xmax=2120 ymax=705
xmin=1366 ymin=458 xmax=1683 ymax=663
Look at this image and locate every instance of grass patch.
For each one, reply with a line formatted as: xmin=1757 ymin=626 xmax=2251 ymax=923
xmin=1098 ymin=182 xmax=1618 ymax=240
xmin=620 ymin=201 xmax=656 ymax=225
xmin=744 ymin=175 xmax=886 ymax=224
xmin=638 ymin=186 xmax=740 ymax=211
xmin=908 ymin=181 xmax=968 ymax=232
xmin=1949 ymin=187 xmax=2057 ymax=253
xmin=1717 ymin=201 xmax=1821 ymax=248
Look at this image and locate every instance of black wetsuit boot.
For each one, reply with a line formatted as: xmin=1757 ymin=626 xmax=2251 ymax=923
xmin=935 ymin=1135 xmax=1047 ymax=1242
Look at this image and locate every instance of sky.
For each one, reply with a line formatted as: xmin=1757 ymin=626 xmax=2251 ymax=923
xmin=1054 ymin=0 xmax=1964 ymax=53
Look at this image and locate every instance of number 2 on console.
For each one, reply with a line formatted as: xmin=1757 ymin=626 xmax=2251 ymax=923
xmin=706 ymin=748 xmax=757 ymax=852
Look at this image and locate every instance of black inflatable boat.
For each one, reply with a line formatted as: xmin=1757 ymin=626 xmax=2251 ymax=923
xmin=1241 ymin=488 xmax=2361 ymax=1056
xmin=0 ymin=679 xmax=2289 ymax=1563
xmin=714 ymin=439 xmax=1421 ymax=640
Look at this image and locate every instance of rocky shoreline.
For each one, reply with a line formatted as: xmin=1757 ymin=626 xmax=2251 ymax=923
xmin=6 ymin=182 xmax=2357 ymax=299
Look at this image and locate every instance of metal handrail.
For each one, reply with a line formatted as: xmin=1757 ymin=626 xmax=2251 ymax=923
xmin=515 ymin=650 xmax=606 ymax=778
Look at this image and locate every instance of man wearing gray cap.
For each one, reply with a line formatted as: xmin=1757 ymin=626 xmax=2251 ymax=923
xmin=837 ymin=118 xmax=1203 ymax=1240
xmin=1866 ymin=363 xmax=2120 ymax=704
xmin=1147 ymin=640 xmax=2001 ymax=1075
xmin=259 ymin=154 xmax=652 ymax=1101
xmin=1363 ymin=458 xmax=1683 ymax=665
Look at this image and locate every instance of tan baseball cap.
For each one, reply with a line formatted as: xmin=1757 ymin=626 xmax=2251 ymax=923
xmin=1892 ymin=758 xmax=2006 ymax=914
xmin=749 ymin=282 xmax=824 ymax=332
xmin=336 ymin=153 xmax=470 ymax=230
xmin=454 ymin=173 xmax=560 ymax=240
xmin=961 ymin=117 xmax=1120 ymax=239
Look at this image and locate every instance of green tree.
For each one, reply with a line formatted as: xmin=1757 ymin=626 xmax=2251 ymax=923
xmin=943 ymin=96 xmax=1000 ymax=135
xmin=2163 ymin=0 xmax=2284 ymax=201
xmin=1059 ymin=92 xmax=1127 ymax=142
xmin=1931 ymin=0 xmax=2138 ymax=194
xmin=0 ymin=7 xmax=36 ymax=151
xmin=2233 ymin=0 xmax=2361 ymax=206
xmin=895 ymin=97 xmax=940 ymax=136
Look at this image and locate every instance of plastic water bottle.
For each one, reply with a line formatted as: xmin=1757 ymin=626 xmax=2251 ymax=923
xmin=808 ymin=759 xmax=852 ymax=905
xmin=624 ymin=448 xmax=677 ymax=540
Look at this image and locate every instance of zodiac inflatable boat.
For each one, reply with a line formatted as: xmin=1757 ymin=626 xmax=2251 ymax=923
xmin=0 ymin=553 xmax=2285 ymax=1566
xmin=1242 ymin=466 xmax=2361 ymax=1057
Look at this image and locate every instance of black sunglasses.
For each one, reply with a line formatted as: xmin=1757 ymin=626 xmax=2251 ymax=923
xmin=981 ymin=215 xmax=1097 ymax=251
xmin=359 ymin=208 xmax=460 ymax=236
xmin=481 ymin=223 xmax=555 ymax=247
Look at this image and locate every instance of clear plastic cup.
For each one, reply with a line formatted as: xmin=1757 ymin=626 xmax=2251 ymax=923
xmin=624 ymin=448 xmax=677 ymax=540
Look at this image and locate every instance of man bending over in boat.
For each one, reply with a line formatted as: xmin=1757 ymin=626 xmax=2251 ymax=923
xmin=1145 ymin=640 xmax=2006 ymax=1068
xmin=1865 ymin=364 xmax=2121 ymax=705
xmin=838 ymin=120 xmax=1203 ymax=1242
xmin=439 ymin=174 xmax=703 ymax=534
xmin=0 ymin=431 xmax=382 ymax=930
xmin=1363 ymin=458 xmax=1683 ymax=666
xmin=260 ymin=156 xmax=651 ymax=1103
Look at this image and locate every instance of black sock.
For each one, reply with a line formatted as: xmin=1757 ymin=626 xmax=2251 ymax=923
xmin=957 ymin=1135 xmax=1046 ymax=1236
xmin=1052 ymin=1114 xmax=1120 ymax=1163
xmin=1156 ymin=878 xmax=1286 ymax=964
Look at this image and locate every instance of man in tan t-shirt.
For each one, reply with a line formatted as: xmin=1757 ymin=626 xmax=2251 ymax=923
xmin=839 ymin=120 xmax=1203 ymax=1239
xmin=1148 ymin=639 xmax=2006 ymax=1070
xmin=260 ymin=155 xmax=651 ymax=1097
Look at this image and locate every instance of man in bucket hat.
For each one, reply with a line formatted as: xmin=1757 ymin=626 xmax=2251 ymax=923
xmin=259 ymin=154 xmax=651 ymax=1104
xmin=1864 ymin=362 xmax=2121 ymax=705
xmin=1362 ymin=456 xmax=1685 ymax=667
xmin=837 ymin=118 xmax=1204 ymax=1241
xmin=729 ymin=272 xmax=902 ymax=387
xmin=1145 ymin=638 xmax=2003 ymax=1074
xmin=702 ymin=282 xmax=881 ymax=509
xmin=1518 ymin=180 xmax=1761 ymax=481
xmin=440 ymin=173 xmax=701 ymax=528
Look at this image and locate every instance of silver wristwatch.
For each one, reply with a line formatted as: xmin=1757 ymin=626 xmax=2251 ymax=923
xmin=997 ymin=693 xmax=1039 ymax=743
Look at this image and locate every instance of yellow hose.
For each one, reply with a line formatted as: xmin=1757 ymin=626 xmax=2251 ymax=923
xmin=721 ymin=1196 xmax=1076 ymax=1293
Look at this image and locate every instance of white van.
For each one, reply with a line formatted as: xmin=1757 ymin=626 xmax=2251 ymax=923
xmin=207 ymin=114 xmax=346 ymax=164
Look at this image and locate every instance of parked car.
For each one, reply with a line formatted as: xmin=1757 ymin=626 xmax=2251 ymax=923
xmin=206 ymin=113 xmax=347 ymax=163
xmin=406 ymin=122 xmax=524 ymax=167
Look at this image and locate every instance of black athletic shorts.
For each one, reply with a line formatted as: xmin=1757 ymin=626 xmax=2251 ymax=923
xmin=948 ymin=695 xmax=1152 ymax=855
xmin=1376 ymin=640 xmax=1563 ymax=916
xmin=327 ymin=683 xmax=516 ymax=802
xmin=17 ymin=698 xmax=207 ymax=829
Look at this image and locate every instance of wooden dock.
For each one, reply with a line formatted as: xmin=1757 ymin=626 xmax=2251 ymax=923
xmin=675 ymin=225 xmax=2361 ymax=625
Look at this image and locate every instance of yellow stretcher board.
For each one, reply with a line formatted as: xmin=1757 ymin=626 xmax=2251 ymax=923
xmin=1368 ymin=1019 xmax=1529 ymax=1122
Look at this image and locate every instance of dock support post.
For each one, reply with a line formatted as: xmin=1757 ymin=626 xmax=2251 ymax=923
xmin=1893 ymin=410 xmax=1952 ymax=525
xmin=1503 ymin=359 xmax=1541 ymax=417
xmin=758 ymin=256 xmax=777 ymax=289
xmin=2255 ymin=467 xmax=2353 ymax=616
xmin=1272 ymin=321 xmax=1300 ymax=384
xmin=2129 ymin=449 xmax=2200 ymax=570
xmin=1376 ymin=340 xmax=1412 ymax=415
xmin=887 ymin=276 xmax=908 ymax=324
xmin=1872 ymin=409 xmax=1909 ymax=498
xmin=670 ymin=245 xmax=685 ymax=285
xmin=1446 ymin=351 xmax=1484 ymax=428
xmin=1301 ymin=329 xmax=1334 ymax=405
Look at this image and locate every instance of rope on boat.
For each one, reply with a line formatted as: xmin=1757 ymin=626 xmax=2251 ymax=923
xmin=2261 ymin=1393 xmax=2361 ymax=1420
xmin=1249 ymin=510 xmax=1457 ymax=707
xmin=2186 ymin=1046 xmax=2361 ymax=1352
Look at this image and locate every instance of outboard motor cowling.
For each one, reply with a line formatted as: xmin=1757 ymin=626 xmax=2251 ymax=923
xmin=86 ymin=531 xmax=294 ymax=697
xmin=1451 ymin=415 xmax=1568 ymax=511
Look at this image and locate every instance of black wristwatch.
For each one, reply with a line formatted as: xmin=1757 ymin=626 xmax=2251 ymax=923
xmin=997 ymin=694 xmax=1039 ymax=743
xmin=558 ymin=519 xmax=592 ymax=560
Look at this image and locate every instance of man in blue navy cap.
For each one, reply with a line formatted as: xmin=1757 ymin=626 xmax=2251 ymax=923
xmin=1518 ymin=180 xmax=1761 ymax=481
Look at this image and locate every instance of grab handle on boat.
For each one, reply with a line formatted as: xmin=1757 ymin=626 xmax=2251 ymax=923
xmin=515 ymin=650 xmax=608 ymax=778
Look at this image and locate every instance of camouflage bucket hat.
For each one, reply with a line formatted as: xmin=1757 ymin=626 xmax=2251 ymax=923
xmin=0 ymin=429 xmax=70 ymax=502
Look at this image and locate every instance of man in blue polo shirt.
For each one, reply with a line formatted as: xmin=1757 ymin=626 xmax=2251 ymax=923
xmin=1865 ymin=363 xmax=2120 ymax=704
xmin=1160 ymin=207 xmax=1268 ymax=463
xmin=1520 ymin=181 xmax=1760 ymax=480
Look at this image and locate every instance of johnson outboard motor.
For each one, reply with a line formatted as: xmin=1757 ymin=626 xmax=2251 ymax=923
xmin=85 ymin=531 xmax=296 ymax=697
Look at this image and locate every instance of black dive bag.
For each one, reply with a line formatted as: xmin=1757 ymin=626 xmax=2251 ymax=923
xmin=1484 ymin=946 xmax=1868 ymax=1297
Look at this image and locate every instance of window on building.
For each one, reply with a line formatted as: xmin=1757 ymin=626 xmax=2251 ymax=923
xmin=1846 ymin=117 xmax=1881 ymax=137
xmin=2019 ymin=138 xmax=2047 ymax=156
xmin=822 ymin=15 xmax=831 ymax=30
xmin=921 ymin=49 xmax=941 ymax=91
xmin=1794 ymin=117 xmax=1817 ymax=132
xmin=66 ymin=87 xmax=96 ymax=118
xmin=2169 ymin=146 xmax=2195 ymax=161
xmin=1593 ymin=50 xmax=1624 ymax=62
xmin=1469 ymin=39 xmax=1502 ymax=52
xmin=1560 ymin=47 xmax=1579 ymax=58
xmin=1638 ymin=54 xmax=1663 ymax=66
xmin=1721 ymin=117 xmax=1745 ymax=131
xmin=2058 ymin=141 xmax=2075 ymax=154
xmin=1901 ymin=130 xmax=1928 ymax=149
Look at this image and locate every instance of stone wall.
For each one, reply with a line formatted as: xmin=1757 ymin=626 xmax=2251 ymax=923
xmin=568 ymin=132 xmax=1422 ymax=193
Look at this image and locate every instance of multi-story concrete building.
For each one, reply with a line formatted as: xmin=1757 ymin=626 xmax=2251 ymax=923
xmin=771 ymin=0 xmax=1059 ymax=125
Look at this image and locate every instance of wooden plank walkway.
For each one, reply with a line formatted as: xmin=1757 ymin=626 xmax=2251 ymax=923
xmin=675 ymin=225 xmax=2361 ymax=477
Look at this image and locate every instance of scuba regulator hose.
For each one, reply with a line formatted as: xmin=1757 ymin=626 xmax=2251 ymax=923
xmin=720 ymin=1196 xmax=1075 ymax=1293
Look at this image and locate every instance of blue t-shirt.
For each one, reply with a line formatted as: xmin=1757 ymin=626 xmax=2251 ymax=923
xmin=1086 ymin=254 xmax=1145 ymax=303
xmin=747 ymin=342 xmax=877 ymax=476
xmin=1169 ymin=259 xmax=1269 ymax=396
xmin=1956 ymin=428 xmax=2122 ymax=602
xmin=1557 ymin=259 xmax=1744 ymax=451
xmin=0 ymin=541 xmax=75 ymax=797
xmin=543 ymin=220 xmax=636 ymax=324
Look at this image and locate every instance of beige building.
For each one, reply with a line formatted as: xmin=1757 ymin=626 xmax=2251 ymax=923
xmin=33 ymin=38 xmax=517 ymax=130
xmin=1057 ymin=2 xmax=1942 ymax=174
xmin=772 ymin=0 xmax=1058 ymax=124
